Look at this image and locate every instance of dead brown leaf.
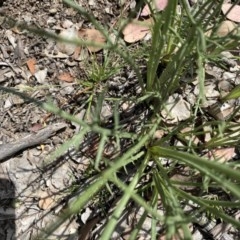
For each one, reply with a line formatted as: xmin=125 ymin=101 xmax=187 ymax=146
xmin=26 ymin=58 xmax=36 ymax=75
xmin=73 ymin=46 xmax=82 ymax=60
xmin=58 ymin=72 xmax=74 ymax=83
xmin=205 ymin=148 xmax=236 ymax=163
xmin=222 ymin=3 xmax=240 ymax=23
xmin=141 ymin=0 xmax=168 ymax=16
xmin=78 ymin=28 xmax=106 ymax=53
xmin=122 ymin=18 xmax=153 ymax=43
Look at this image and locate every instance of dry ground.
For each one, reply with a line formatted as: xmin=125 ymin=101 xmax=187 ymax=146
xmin=0 ymin=0 xmax=240 ymax=240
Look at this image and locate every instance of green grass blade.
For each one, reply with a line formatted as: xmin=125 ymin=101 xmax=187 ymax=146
xmin=150 ymin=146 xmax=240 ymax=199
xmin=177 ymin=188 xmax=240 ymax=229
xmin=221 ymin=85 xmax=240 ymax=101
xmin=62 ymin=0 xmax=144 ymax=87
xmin=100 ymin=152 xmax=150 ymax=239
xmin=151 ymin=189 xmax=158 ymax=240
xmin=43 ymin=128 xmax=89 ymax=165
xmin=95 ymin=134 xmax=108 ymax=170
xmin=153 ymin=166 xmax=192 ymax=240
xmin=146 ymin=0 xmax=178 ymax=91
xmin=35 ymin=120 xmax=159 ymax=238
xmin=129 ymin=209 xmax=149 ymax=240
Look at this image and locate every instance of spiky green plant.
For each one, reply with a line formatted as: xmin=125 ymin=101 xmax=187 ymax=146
xmin=1 ymin=0 xmax=240 ymax=239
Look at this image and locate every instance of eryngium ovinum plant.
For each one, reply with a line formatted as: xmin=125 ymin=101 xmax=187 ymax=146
xmin=1 ymin=0 xmax=240 ymax=239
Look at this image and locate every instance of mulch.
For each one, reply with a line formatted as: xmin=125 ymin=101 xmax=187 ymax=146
xmin=0 ymin=0 xmax=240 ymax=239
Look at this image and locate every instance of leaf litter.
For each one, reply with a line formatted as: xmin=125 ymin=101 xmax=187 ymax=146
xmin=0 ymin=0 xmax=240 ymax=239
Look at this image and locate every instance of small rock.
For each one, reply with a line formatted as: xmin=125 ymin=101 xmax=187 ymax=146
xmin=230 ymin=65 xmax=240 ymax=72
xmin=218 ymin=80 xmax=233 ymax=92
xmin=89 ymin=0 xmax=95 ymax=6
xmin=81 ymin=207 xmax=92 ymax=224
xmin=62 ymin=19 xmax=73 ymax=29
xmin=216 ymin=20 xmax=236 ymax=37
xmin=186 ymin=92 xmax=196 ymax=106
xmin=56 ymin=27 xmax=78 ymax=55
xmin=205 ymin=84 xmax=220 ymax=98
xmin=105 ymin=7 xmax=113 ymax=14
xmin=59 ymin=84 xmax=75 ymax=95
xmin=4 ymin=98 xmax=12 ymax=108
xmin=161 ymin=95 xmax=191 ymax=123
xmin=34 ymin=68 xmax=48 ymax=84
xmin=47 ymin=17 xmax=56 ymax=25
xmin=220 ymin=51 xmax=237 ymax=67
xmin=4 ymin=96 xmax=24 ymax=108
xmin=101 ymin=103 xmax=112 ymax=121
xmin=49 ymin=8 xmax=58 ymax=14
xmin=130 ymin=1 xmax=136 ymax=9
xmin=223 ymin=71 xmax=236 ymax=81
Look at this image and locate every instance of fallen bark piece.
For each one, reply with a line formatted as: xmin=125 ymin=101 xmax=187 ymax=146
xmin=0 ymin=123 xmax=67 ymax=162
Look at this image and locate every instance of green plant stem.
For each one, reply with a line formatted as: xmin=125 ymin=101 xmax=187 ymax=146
xmin=100 ymin=152 xmax=150 ymax=239
xmin=150 ymin=146 xmax=240 ymax=199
